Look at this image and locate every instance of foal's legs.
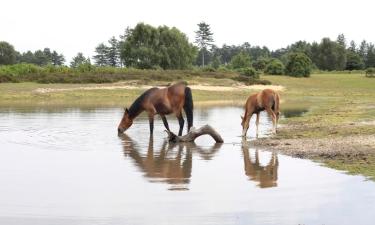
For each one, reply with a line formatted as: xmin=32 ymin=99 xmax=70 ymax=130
xmin=255 ymin=112 xmax=260 ymax=138
xmin=176 ymin=112 xmax=185 ymax=136
xmin=160 ymin=115 xmax=170 ymax=131
xmin=266 ymin=108 xmax=277 ymax=134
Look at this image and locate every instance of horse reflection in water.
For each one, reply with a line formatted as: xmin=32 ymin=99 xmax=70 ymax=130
xmin=119 ymin=134 xmax=222 ymax=190
xmin=242 ymin=141 xmax=279 ymax=188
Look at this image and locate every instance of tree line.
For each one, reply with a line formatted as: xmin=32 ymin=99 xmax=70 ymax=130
xmin=1 ymin=22 xmax=375 ymax=76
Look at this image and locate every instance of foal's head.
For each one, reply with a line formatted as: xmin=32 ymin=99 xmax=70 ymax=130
xmin=118 ymin=108 xmax=133 ymax=134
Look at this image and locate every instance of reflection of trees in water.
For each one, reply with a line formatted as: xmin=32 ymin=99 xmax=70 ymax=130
xmin=242 ymin=141 xmax=279 ymax=188
xmin=119 ymin=134 xmax=222 ymax=190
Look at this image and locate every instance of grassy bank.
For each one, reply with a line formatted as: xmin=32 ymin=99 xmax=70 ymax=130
xmin=1 ymin=72 xmax=374 ymax=179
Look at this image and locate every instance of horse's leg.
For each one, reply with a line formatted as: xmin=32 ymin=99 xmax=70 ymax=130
xmin=176 ymin=112 xmax=185 ymax=136
xmin=160 ymin=115 xmax=170 ymax=131
xmin=148 ymin=114 xmax=154 ymax=135
xmin=256 ymin=112 xmax=260 ymax=138
xmin=266 ymin=108 xmax=277 ymax=134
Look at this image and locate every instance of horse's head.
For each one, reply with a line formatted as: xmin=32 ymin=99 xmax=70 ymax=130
xmin=118 ymin=108 xmax=133 ymax=134
xmin=241 ymin=115 xmax=249 ymax=137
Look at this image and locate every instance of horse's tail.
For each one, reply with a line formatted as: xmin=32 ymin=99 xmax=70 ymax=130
xmin=183 ymin=86 xmax=194 ymax=132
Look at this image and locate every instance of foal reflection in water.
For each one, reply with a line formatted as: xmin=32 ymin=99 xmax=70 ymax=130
xmin=242 ymin=141 xmax=279 ymax=188
xmin=119 ymin=134 xmax=222 ymax=190
xmin=117 ymin=82 xmax=193 ymax=136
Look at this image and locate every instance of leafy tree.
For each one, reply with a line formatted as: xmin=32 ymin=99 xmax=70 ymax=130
xmin=93 ymin=43 xmax=109 ymax=66
xmin=70 ymin=52 xmax=90 ymax=68
xmin=252 ymin=57 xmax=268 ymax=71
xmin=121 ymin=23 xmax=196 ymax=69
xmin=346 ymin=51 xmax=364 ymax=70
xmin=230 ymin=52 xmax=251 ymax=69
xmin=366 ymin=44 xmax=375 ymax=68
xmin=285 ymin=52 xmax=312 ymax=77
xmin=211 ymin=55 xmax=221 ymax=69
xmin=195 ymin=22 xmax=214 ymax=67
xmin=0 ymin=41 xmax=17 ymax=65
xmin=33 ymin=50 xmax=49 ymax=66
xmin=348 ymin=40 xmax=357 ymax=53
xmin=316 ymin=38 xmax=346 ymax=70
xmin=265 ymin=58 xmax=285 ymax=75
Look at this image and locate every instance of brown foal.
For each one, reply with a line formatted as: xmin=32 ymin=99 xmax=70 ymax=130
xmin=241 ymin=89 xmax=280 ymax=137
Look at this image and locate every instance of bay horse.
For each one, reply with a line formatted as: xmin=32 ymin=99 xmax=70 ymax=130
xmin=241 ymin=89 xmax=280 ymax=137
xmin=117 ymin=82 xmax=193 ymax=136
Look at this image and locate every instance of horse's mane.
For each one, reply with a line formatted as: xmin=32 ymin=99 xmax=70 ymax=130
xmin=128 ymin=87 xmax=158 ymax=118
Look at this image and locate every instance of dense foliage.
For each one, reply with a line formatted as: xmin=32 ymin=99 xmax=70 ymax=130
xmin=285 ymin=53 xmax=312 ymax=77
xmin=0 ymin=42 xmax=17 ymax=65
xmin=265 ymin=59 xmax=285 ymax=75
xmin=120 ymin=23 xmax=196 ymax=69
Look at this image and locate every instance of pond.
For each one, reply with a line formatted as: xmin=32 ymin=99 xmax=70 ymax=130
xmin=0 ymin=106 xmax=375 ymax=225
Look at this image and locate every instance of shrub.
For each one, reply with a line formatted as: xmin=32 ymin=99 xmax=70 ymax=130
xmin=230 ymin=52 xmax=251 ymax=69
xmin=239 ymin=67 xmax=260 ymax=79
xmin=264 ymin=59 xmax=285 ymax=75
xmin=232 ymin=75 xmax=271 ymax=85
xmin=252 ymin=57 xmax=268 ymax=71
xmin=285 ymin=53 xmax=312 ymax=77
xmin=366 ymin=67 xmax=375 ymax=77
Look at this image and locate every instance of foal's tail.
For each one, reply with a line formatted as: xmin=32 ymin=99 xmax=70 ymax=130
xmin=184 ymin=87 xmax=194 ymax=131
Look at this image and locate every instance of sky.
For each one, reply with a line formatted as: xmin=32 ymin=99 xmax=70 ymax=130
xmin=1 ymin=0 xmax=375 ymax=62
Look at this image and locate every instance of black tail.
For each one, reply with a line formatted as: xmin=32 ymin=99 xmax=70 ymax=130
xmin=183 ymin=87 xmax=194 ymax=132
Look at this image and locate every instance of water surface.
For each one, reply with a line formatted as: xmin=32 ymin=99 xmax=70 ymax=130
xmin=0 ymin=106 xmax=374 ymax=225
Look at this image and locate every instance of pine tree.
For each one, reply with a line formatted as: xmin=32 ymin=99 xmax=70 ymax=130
xmin=107 ymin=36 xmax=120 ymax=67
xmin=195 ymin=22 xmax=214 ymax=67
xmin=93 ymin=43 xmax=109 ymax=66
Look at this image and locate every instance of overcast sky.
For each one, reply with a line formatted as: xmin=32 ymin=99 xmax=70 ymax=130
xmin=1 ymin=0 xmax=375 ymax=62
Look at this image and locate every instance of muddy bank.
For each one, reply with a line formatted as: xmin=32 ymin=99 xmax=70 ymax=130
xmin=251 ymin=134 xmax=375 ymax=159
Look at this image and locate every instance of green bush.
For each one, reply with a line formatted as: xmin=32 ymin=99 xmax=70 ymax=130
xmin=230 ymin=52 xmax=251 ymax=69
xmin=239 ymin=67 xmax=260 ymax=79
xmin=264 ymin=59 xmax=285 ymax=75
xmin=285 ymin=52 xmax=312 ymax=77
xmin=252 ymin=57 xmax=268 ymax=71
xmin=366 ymin=67 xmax=375 ymax=77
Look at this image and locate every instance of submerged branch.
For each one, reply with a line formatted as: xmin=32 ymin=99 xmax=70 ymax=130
xmin=166 ymin=125 xmax=224 ymax=143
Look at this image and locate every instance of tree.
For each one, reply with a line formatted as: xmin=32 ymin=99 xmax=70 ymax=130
xmin=366 ymin=44 xmax=375 ymax=68
xmin=285 ymin=52 xmax=312 ymax=77
xmin=93 ymin=43 xmax=109 ymax=66
xmin=0 ymin=41 xmax=17 ymax=65
xmin=346 ymin=51 xmax=364 ymax=70
xmin=337 ymin=33 xmax=346 ymax=48
xmin=316 ymin=38 xmax=346 ymax=70
xmin=70 ymin=52 xmax=90 ymax=68
xmin=348 ymin=40 xmax=357 ymax=53
xmin=230 ymin=52 xmax=251 ymax=69
xmin=51 ymin=51 xmax=65 ymax=66
xmin=252 ymin=57 xmax=268 ymax=71
xmin=120 ymin=23 xmax=196 ymax=69
xmin=195 ymin=22 xmax=214 ymax=67
xmin=107 ymin=36 xmax=120 ymax=67
xmin=33 ymin=50 xmax=49 ymax=66
xmin=265 ymin=59 xmax=285 ymax=75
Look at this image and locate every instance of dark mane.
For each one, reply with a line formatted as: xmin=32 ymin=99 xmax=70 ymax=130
xmin=128 ymin=87 xmax=158 ymax=118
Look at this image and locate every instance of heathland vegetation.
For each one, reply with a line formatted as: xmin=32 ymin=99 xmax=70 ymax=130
xmin=1 ymin=22 xmax=375 ymax=84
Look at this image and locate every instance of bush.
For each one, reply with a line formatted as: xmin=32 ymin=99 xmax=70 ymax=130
xmin=264 ymin=59 xmax=285 ymax=75
xmin=285 ymin=53 xmax=312 ymax=77
xmin=230 ymin=52 xmax=251 ymax=69
xmin=366 ymin=67 xmax=375 ymax=77
xmin=238 ymin=67 xmax=260 ymax=79
xmin=232 ymin=75 xmax=271 ymax=85
xmin=252 ymin=57 xmax=268 ymax=71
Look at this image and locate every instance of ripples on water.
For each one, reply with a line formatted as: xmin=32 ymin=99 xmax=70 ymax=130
xmin=0 ymin=106 xmax=375 ymax=225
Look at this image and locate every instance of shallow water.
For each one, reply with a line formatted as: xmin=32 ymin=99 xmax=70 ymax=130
xmin=0 ymin=106 xmax=374 ymax=225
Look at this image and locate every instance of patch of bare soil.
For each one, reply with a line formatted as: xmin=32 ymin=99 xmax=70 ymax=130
xmin=33 ymin=82 xmax=285 ymax=94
